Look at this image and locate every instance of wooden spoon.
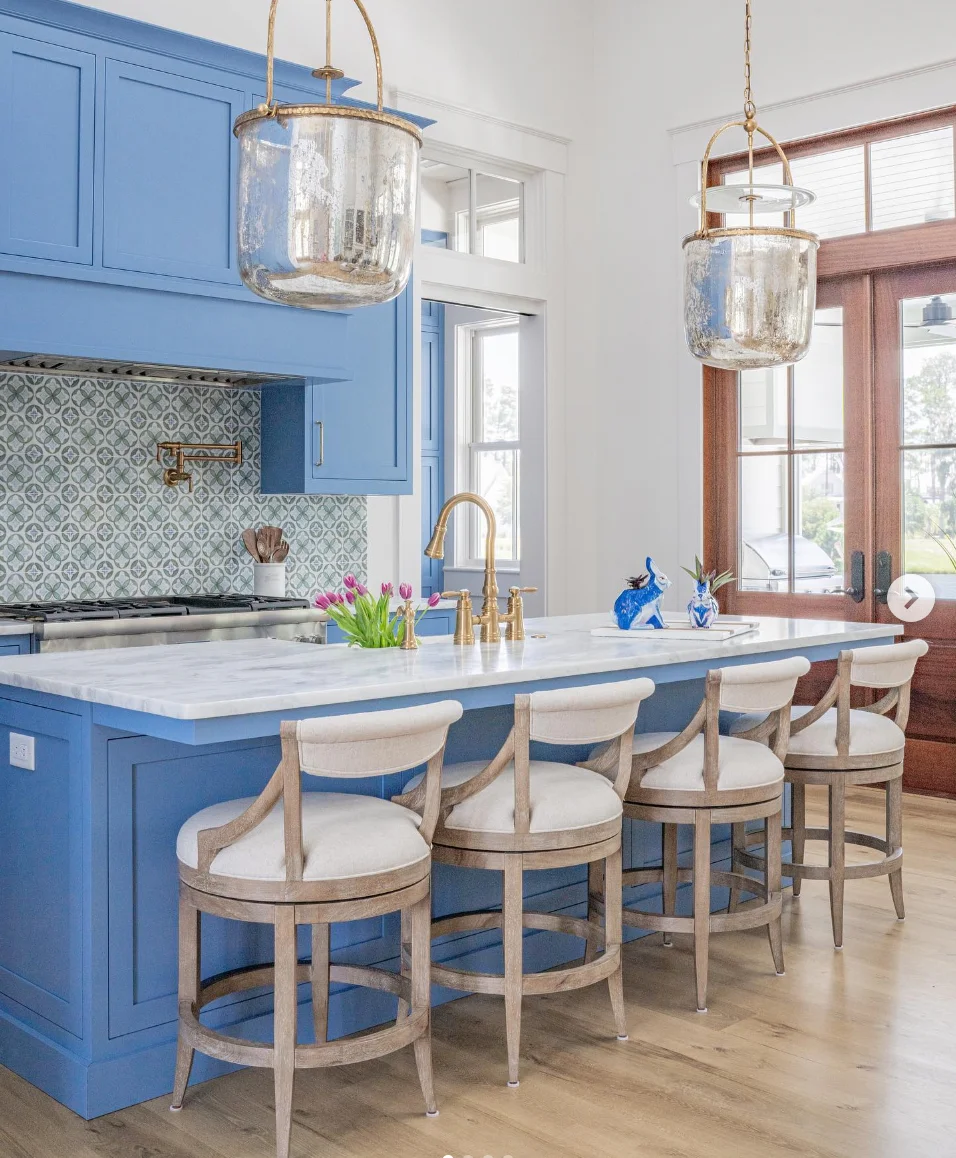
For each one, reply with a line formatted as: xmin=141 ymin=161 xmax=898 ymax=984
xmin=241 ymin=529 xmax=261 ymax=562
xmin=272 ymin=541 xmax=290 ymax=563
xmin=258 ymin=525 xmax=283 ymax=562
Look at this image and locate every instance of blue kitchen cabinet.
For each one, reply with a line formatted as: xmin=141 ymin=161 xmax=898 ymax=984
xmin=102 ymin=59 xmax=244 ymax=285
xmin=0 ymin=636 xmax=31 ymax=656
xmin=260 ymin=289 xmax=413 ymax=496
xmin=0 ymin=30 xmax=95 ymax=265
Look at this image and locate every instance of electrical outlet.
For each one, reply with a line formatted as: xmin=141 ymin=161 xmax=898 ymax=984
xmin=9 ymin=733 xmax=35 ymax=771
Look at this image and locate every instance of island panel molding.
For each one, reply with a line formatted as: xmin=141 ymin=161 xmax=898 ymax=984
xmin=0 ymin=370 xmax=366 ymax=601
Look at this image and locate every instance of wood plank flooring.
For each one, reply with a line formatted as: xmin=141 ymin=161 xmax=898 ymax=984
xmin=3 ymin=787 xmax=955 ymax=1158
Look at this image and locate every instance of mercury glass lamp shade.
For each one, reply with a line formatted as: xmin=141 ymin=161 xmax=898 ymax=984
xmin=683 ymin=228 xmax=819 ymax=370
xmin=236 ymin=110 xmax=419 ymax=310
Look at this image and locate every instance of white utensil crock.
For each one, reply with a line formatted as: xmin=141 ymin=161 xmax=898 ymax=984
xmin=253 ymin=562 xmax=286 ymax=597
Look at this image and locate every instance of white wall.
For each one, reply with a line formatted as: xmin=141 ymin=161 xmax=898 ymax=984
xmin=76 ymin=0 xmax=590 ymax=139
xmin=587 ymin=0 xmax=956 ymax=612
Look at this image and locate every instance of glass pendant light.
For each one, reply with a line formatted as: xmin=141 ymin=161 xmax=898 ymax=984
xmin=234 ymin=0 xmax=421 ymax=310
xmin=683 ymin=1 xmax=819 ymax=370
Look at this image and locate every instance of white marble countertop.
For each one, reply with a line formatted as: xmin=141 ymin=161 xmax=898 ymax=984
xmin=0 ymin=612 xmax=901 ymax=721
xmin=0 ymin=622 xmax=33 ymax=637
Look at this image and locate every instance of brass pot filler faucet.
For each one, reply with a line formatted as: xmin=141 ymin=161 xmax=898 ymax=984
xmin=425 ymin=492 xmax=536 ymax=644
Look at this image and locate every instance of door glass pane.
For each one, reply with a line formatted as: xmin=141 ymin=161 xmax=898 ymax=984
xmin=900 ymin=293 xmax=956 ymax=598
xmin=477 ymin=328 xmax=519 ymax=441
xmin=901 ymin=293 xmax=956 ymax=445
xmin=474 ymin=448 xmax=518 ymax=561
xmin=871 ymin=127 xmax=956 ymax=231
xmin=795 ymin=452 xmax=844 ymax=593
xmin=420 ymin=160 xmax=469 ymax=250
xmin=790 ymin=148 xmax=867 ymax=239
xmin=740 ymin=366 xmax=787 ymax=449
xmin=474 ymin=173 xmax=523 ymax=263
xmin=740 ymin=454 xmax=790 ymax=591
xmin=794 ymin=307 xmax=844 ymax=448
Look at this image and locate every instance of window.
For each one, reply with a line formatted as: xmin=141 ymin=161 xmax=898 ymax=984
xmin=421 ymin=160 xmax=524 ymax=263
xmin=455 ymin=318 xmax=521 ymax=566
xmin=721 ymin=117 xmax=956 ymax=239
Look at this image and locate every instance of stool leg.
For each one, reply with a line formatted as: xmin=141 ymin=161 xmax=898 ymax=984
xmin=886 ymin=777 xmax=905 ymax=920
xmin=727 ymin=823 xmax=746 ymax=915
xmin=766 ymin=807 xmax=785 ymax=976
xmin=828 ymin=781 xmax=847 ymax=949
xmin=170 ymin=888 xmax=199 ymax=1111
xmin=273 ymin=908 xmax=298 ymax=1158
xmin=693 ymin=810 xmax=712 ymax=1013
xmin=790 ymin=781 xmax=806 ymax=897
xmin=411 ymin=890 xmax=439 ymax=1116
xmin=662 ymin=823 xmax=678 ymax=945
xmin=503 ymin=858 xmax=524 ymax=1086
xmin=396 ymin=909 xmax=410 ymax=1023
xmin=311 ymin=923 xmax=330 ymax=1042
xmin=584 ymin=859 xmax=604 ymax=964
xmin=604 ymin=846 xmax=628 ymax=1041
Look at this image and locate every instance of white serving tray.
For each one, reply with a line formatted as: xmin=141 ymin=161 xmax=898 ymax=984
xmin=591 ymin=618 xmax=760 ymax=642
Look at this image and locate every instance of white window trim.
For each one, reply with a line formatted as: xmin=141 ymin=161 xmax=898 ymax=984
xmin=454 ymin=317 xmax=521 ymax=569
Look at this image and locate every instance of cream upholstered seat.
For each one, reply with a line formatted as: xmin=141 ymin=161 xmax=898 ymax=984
xmin=407 ymin=677 xmax=655 ymax=1087
xmin=632 ymin=733 xmax=783 ymax=793
xmin=730 ymin=639 xmax=928 ymax=950
xmin=729 ymin=705 xmax=905 ymax=759
xmin=607 ymin=656 xmax=810 ymax=1013
xmin=406 ymin=759 xmax=622 ymax=834
xmin=171 ymin=699 xmax=463 ymax=1158
xmin=177 ymin=794 xmax=429 ymax=882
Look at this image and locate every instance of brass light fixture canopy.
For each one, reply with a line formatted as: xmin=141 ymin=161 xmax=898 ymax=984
xmin=234 ymin=0 xmax=422 ymax=310
xmin=682 ymin=1 xmax=819 ymax=371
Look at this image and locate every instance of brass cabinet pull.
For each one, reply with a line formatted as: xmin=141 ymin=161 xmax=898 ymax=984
xmin=314 ymin=420 xmax=324 ymax=468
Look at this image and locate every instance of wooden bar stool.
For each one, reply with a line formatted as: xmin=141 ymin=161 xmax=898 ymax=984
xmin=730 ymin=639 xmax=928 ymax=948
xmin=399 ymin=679 xmax=655 ymax=1086
xmin=595 ymin=657 xmax=809 ymax=1013
xmin=171 ymin=700 xmax=463 ymax=1158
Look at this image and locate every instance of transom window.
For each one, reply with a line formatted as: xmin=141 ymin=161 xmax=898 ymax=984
xmin=420 ymin=159 xmax=524 ymax=263
xmin=724 ymin=119 xmax=956 ymax=239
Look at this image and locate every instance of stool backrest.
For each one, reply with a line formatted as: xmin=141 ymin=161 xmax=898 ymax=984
xmin=790 ymin=638 xmax=928 ymax=762
xmin=430 ymin=678 xmax=655 ymax=836
xmin=195 ymin=700 xmax=463 ymax=880
xmin=294 ymin=702 xmax=464 ymax=777
xmin=630 ymin=656 xmax=810 ymax=804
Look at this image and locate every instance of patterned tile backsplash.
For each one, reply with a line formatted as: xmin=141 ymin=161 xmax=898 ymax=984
xmin=0 ymin=372 xmax=367 ymax=602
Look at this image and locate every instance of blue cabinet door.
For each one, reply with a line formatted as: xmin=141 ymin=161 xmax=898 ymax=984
xmin=0 ymin=698 xmax=84 ymax=1039
xmin=102 ymin=59 xmax=244 ymax=283
xmin=312 ymin=290 xmax=411 ymax=487
xmin=260 ymin=289 xmax=412 ymax=496
xmin=0 ymin=636 xmax=32 ymax=656
xmin=0 ymin=31 xmax=95 ymax=264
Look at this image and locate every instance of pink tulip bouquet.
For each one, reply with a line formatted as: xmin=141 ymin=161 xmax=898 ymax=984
xmin=314 ymin=575 xmax=441 ymax=648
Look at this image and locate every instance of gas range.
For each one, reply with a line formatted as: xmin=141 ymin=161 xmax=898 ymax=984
xmin=0 ymin=594 xmax=327 ymax=652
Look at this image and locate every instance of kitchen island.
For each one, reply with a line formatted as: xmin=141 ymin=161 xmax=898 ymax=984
xmin=0 ymin=613 xmax=899 ymax=1117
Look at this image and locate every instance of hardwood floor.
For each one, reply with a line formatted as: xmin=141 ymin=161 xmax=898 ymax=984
xmin=3 ymin=787 xmax=955 ymax=1158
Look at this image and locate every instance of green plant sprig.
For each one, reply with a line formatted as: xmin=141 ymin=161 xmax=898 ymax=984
xmin=681 ymin=555 xmax=736 ymax=593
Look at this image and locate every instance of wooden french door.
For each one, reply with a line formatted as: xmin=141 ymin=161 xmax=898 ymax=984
xmin=707 ymin=266 xmax=956 ymax=794
xmin=872 ymin=265 xmax=956 ymax=793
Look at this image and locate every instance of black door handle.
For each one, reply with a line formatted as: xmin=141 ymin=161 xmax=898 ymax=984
xmin=829 ymin=549 xmax=865 ymax=601
xmin=874 ymin=550 xmax=892 ymax=604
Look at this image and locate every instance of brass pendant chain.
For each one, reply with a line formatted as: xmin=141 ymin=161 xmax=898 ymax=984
xmin=743 ymin=0 xmax=757 ymax=224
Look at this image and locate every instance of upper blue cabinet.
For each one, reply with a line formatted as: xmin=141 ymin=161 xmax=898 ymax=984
xmin=102 ymin=60 xmax=244 ymax=284
xmin=0 ymin=0 xmax=431 ymax=497
xmin=0 ymin=31 xmax=95 ymax=265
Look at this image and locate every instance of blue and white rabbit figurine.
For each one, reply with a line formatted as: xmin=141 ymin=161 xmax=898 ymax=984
xmin=687 ymin=578 xmax=719 ymax=628
xmin=613 ymin=557 xmax=672 ymax=630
